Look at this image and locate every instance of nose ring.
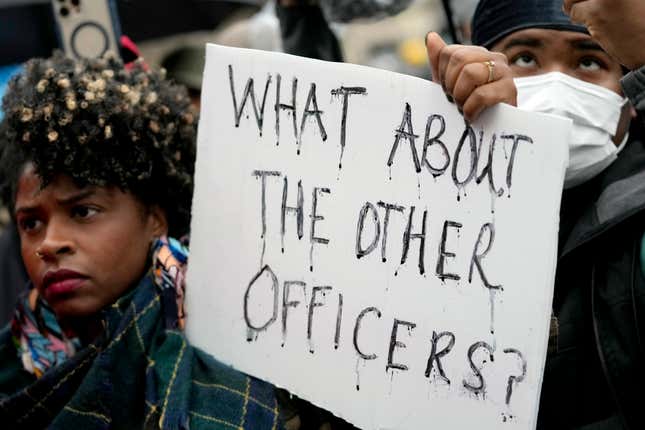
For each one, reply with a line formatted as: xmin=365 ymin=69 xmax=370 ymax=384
xmin=35 ymin=250 xmax=44 ymax=258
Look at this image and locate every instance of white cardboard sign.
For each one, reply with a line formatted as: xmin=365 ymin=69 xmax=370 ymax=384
xmin=186 ymin=43 xmax=570 ymax=430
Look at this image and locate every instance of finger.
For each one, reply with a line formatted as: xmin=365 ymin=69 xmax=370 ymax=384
xmin=437 ymin=44 xmax=463 ymax=89
xmin=562 ymin=0 xmax=586 ymax=15
xmin=451 ymin=61 xmax=497 ymax=106
xmin=426 ymin=32 xmax=447 ymax=84
xmin=452 ymin=63 xmax=488 ymax=107
xmin=462 ymin=78 xmax=517 ymax=122
xmin=568 ymin=1 xmax=594 ymax=24
xmin=442 ymin=47 xmax=484 ymax=95
xmin=444 ymin=50 xmax=506 ymax=97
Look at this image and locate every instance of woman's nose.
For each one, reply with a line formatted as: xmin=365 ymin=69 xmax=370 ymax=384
xmin=36 ymin=218 xmax=75 ymax=260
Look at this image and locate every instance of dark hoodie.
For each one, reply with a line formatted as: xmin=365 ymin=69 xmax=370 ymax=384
xmin=540 ymin=133 xmax=645 ymax=430
xmin=471 ymin=3 xmax=645 ymax=428
xmin=0 ymin=223 xmax=28 ymax=326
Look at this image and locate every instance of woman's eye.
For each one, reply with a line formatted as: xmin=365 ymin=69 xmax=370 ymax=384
xmin=71 ymin=205 xmax=98 ymax=219
xmin=579 ymin=57 xmax=602 ymax=72
xmin=19 ymin=218 xmax=42 ymax=232
xmin=512 ymin=54 xmax=537 ymax=68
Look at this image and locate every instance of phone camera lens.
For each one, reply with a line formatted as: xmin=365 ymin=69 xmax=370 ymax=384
xmin=60 ymin=6 xmax=69 ymax=17
xmin=71 ymin=0 xmax=80 ymax=6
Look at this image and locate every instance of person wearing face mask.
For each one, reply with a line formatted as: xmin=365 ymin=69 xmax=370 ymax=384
xmin=426 ymin=1 xmax=645 ymax=429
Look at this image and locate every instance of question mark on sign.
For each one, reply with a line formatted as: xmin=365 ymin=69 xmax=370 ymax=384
xmin=503 ymin=348 xmax=527 ymax=406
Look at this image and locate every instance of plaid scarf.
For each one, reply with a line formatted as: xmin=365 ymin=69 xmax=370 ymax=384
xmin=0 ymin=237 xmax=283 ymax=429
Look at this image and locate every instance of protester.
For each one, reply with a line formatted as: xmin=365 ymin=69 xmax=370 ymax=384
xmin=276 ymin=0 xmax=344 ymax=62
xmin=0 ymin=36 xmax=151 ymax=327
xmin=276 ymin=0 xmax=413 ymax=63
xmin=563 ymin=0 xmax=645 ymax=72
xmin=0 ymin=52 xmax=282 ymax=429
xmin=0 ymin=65 xmax=29 ymax=326
xmin=426 ymin=0 xmax=645 ymax=428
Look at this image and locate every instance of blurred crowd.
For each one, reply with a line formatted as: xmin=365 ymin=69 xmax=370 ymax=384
xmin=0 ymin=0 xmax=478 ymax=325
xmin=0 ymin=0 xmax=474 ymax=232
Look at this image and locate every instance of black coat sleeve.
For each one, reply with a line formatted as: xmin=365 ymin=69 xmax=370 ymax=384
xmin=0 ymin=223 xmax=28 ymax=326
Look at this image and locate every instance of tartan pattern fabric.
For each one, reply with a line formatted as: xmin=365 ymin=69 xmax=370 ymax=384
xmin=0 ymin=271 xmax=283 ymax=429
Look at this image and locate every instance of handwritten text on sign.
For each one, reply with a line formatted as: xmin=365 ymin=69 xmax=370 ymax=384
xmin=186 ymin=44 xmax=570 ymax=430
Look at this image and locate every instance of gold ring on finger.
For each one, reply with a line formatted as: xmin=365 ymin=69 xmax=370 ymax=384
xmin=483 ymin=60 xmax=495 ymax=83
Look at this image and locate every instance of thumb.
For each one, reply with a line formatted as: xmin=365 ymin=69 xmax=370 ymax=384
xmin=426 ymin=32 xmax=447 ymax=83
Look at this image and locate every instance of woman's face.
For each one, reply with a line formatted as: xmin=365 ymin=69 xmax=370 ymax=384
xmin=14 ymin=164 xmax=167 ymax=318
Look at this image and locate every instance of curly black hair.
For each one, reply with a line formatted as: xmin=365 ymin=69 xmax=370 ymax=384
xmin=0 ymin=52 xmax=197 ymax=237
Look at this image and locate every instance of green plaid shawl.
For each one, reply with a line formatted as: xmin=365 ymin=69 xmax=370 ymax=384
xmin=0 ymin=274 xmax=283 ymax=429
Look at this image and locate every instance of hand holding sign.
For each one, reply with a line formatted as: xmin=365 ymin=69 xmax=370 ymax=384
xmin=425 ymin=32 xmax=517 ymax=122
xmin=563 ymin=0 xmax=645 ymax=70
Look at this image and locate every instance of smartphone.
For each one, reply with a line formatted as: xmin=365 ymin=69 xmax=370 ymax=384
xmin=50 ymin=0 xmax=122 ymax=60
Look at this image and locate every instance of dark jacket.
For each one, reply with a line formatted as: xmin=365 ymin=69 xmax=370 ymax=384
xmin=276 ymin=2 xmax=343 ymax=62
xmin=0 ymin=222 xmax=28 ymax=326
xmin=537 ymin=70 xmax=645 ymax=430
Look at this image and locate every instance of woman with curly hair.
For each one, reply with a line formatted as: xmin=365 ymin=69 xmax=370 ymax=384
xmin=0 ymin=52 xmax=282 ymax=429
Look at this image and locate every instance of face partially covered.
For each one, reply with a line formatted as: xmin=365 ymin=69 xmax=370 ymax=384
xmin=14 ymin=164 xmax=168 ymax=318
xmin=492 ymin=28 xmax=632 ymax=146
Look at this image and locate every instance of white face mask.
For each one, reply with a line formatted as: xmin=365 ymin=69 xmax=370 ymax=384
xmin=514 ymin=72 xmax=629 ymax=188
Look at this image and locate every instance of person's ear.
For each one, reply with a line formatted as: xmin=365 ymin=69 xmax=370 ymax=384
xmin=148 ymin=205 xmax=169 ymax=238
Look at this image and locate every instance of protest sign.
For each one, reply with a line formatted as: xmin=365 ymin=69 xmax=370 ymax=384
xmin=186 ymin=43 xmax=570 ymax=430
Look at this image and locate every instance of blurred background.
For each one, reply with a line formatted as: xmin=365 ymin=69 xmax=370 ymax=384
xmin=0 ymin=0 xmax=479 ymax=82
xmin=0 ymin=0 xmax=478 ymax=324
xmin=0 ymin=0 xmax=479 ymax=218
